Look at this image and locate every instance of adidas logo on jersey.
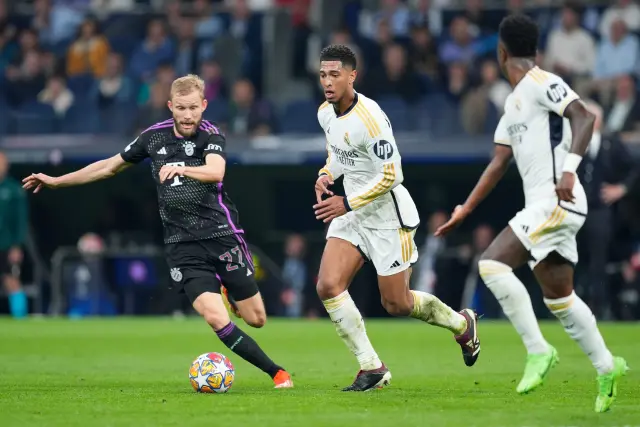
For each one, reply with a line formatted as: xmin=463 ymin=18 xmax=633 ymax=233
xmin=157 ymin=147 xmax=167 ymax=155
xmin=246 ymin=269 xmax=252 ymax=276
xmin=389 ymin=260 xmax=401 ymax=269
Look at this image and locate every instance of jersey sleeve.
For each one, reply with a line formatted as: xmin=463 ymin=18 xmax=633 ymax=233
xmin=120 ymin=134 xmax=149 ymax=164
xmin=536 ymin=75 xmax=580 ymax=117
xmin=345 ymin=106 xmax=404 ymax=211
xmin=317 ymin=105 xmax=343 ymax=180
xmin=494 ymin=116 xmax=510 ymax=146
xmin=203 ymin=133 xmax=227 ymax=160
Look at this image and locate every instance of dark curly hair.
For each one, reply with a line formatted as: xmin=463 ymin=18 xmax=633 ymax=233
xmin=499 ymin=14 xmax=539 ymax=58
xmin=320 ymin=44 xmax=357 ymax=70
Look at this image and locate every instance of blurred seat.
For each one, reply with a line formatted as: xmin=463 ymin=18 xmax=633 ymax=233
xmin=60 ymin=101 xmax=101 ymax=134
xmin=14 ymin=102 xmax=57 ymax=134
xmin=280 ymin=100 xmax=318 ymax=134
xmin=376 ymin=96 xmax=410 ymax=132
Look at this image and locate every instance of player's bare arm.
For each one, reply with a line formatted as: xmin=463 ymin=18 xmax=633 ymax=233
xmin=436 ymin=144 xmax=513 ymax=236
xmin=556 ymin=100 xmax=596 ymax=202
xmin=160 ymin=153 xmax=226 ymax=184
xmin=22 ymin=154 xmax=131 ymax=193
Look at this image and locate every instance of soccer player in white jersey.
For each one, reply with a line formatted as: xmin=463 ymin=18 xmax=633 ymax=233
xmin=436 ymin=15 xmax=628 ymax=412
xmin=311 ymin=44 xmax=481 ymax=391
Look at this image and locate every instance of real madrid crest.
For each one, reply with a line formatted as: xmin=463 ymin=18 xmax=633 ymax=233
xmin=184 ymin=141 xmax=196 ymax=156
xmin=343 ymin=132 xmax=351 ymax=146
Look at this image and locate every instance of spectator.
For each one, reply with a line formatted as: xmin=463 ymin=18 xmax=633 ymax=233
xmin=4 ymin=50 xmax=46 ymax=106
xmin=33 ymin=0 xmax=85 ymax=47
xmin=174 ymin=18 xmax=200 ymax=77
xmin=366 ymin=43 xmax=424 ymax=104
xmin=129 ymin=19 xmax=175 ymax=81
xmin=605 ymin=75 xmax=640 ymax=134
xmin=411 ymin=0 xmax=443 ymax=37
xmin=464 ymin=0 xmax=500 ymax=35
xmin=460 ymin=224 xmax=498 ymax=317
xmin=445 ymin=61 xmax=471 ymax=103
xmin=590 ymin=19 xmax=640 ymax=107
xmin=134 ymin=82 xmax=170 ymax=134
xmin=193 ymin=0 xmax=224 ymax=39
xmin=66 ymin=17 xmax=110 ymax=78
xmin=409 ymin=25 xmax=440 ymax=85
xmin=201 ymin=59 xmax=227 ymax=102
xmin=415 ymin=210 xmax=448 ymax=294
xmin=599 ymin=0 xmax=640 ymax=40
xmin=439 ymin=16 xmax=480 ymax=65
xmin=0 ymin=0 xmax=17 ymax=71
xmin=281 ymin=233 xmax=308 ymax=318
xmin=228 ymin=78 xmax=277 ymax=136
xmin=578 ymin=100 xmax=640 ymax=318
xmin=92 ymin=53 xmax=134 ymax=108
xmin=38 ymin=75 xmax=74 ymax=116
xmin=138 ymin=63 xmax=176 ymax=105
xmin=13 ymin=28 xmax=40 ymax=66
xmin=360 ymin=0 xmax=411 ymax=39
xmin=544 ymin=3 xmax=596 ymax=81
xmin=461 ymin=59 xmax=509 ymax=134
xmin=594 ymin=19 xmax=640 ymax=81
xmin=0 ymin=151 xmax=29 ymax=319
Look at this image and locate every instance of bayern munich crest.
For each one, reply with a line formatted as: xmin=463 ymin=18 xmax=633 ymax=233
xmin=170 ymin=268 xmax=182 ymax=282
xmin=184 ymin=141 xmax=196 ymax=156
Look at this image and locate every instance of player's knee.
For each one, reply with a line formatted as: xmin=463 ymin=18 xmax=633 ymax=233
xmin=380 ymin=296 xmax=412 ymax=317
xmin=243 ymin=310 xmax=266 ymax=328
xmin=316 ymin=276 xmax=344 ymax=300
xmin=202 ymin=306 xmax=230 ymax=330
xmin=477 ymin=259 xmax=512 ymax=281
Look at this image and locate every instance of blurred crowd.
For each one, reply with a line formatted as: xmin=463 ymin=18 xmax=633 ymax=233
xmin=1 ymin=0 xmax=640 ymax=137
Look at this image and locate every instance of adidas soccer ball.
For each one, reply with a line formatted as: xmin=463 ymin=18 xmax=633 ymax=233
xmin=189 ymin=352 xmax=235 ymax=393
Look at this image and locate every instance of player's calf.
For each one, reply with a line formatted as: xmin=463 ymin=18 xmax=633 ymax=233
xmin=234 ymin=293 xmax=267 ymax=328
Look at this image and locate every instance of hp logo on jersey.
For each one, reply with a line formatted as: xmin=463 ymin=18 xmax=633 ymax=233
xmin=373 ymin=140 xmax=394 ymax=160
xmin=546 ymin=83 xmax=567 ymax=104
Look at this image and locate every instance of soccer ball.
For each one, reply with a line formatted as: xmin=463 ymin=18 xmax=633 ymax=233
xmin=189 ymin=352 xmax=235 ymax=393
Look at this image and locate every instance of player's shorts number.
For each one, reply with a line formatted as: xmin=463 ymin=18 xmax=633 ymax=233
xmin=166 ymin=161 xmax=186 ymax=186
xmin=219 ymin=246 xmax=245 ymax=271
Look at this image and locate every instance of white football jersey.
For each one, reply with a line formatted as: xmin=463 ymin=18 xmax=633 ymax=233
xmin=317 ymin=92 xmax=419 ymax=230
xmin=494 ymin=66 xmax=585 ymax=207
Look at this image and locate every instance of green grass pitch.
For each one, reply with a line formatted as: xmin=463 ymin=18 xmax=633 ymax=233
xmin=0 ymin=318 xmax=638 ymax=427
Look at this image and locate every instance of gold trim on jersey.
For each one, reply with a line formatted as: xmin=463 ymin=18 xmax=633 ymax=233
xmin=319 ymin=167 xmax=333 ymax=179
xmin=398 ymin=228 xmax=414 ymax=264
xmin=529 ymin=206 xmax=567 ymax=243
xmin=354 ymin=104 xmax=381 ymax=138
xmin=528 ymin=67 xmax=548 ymax=84
xmin=318 ymin=101 xmax=329 ymax=111
xmin=348 ymin=163 xmax=396 ymax=210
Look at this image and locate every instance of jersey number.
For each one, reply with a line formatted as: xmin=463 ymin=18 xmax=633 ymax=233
xmin=165 ymin=161 xmax=185 ymax=186
xmin=219 ymin=246 xmax=245 ymax=271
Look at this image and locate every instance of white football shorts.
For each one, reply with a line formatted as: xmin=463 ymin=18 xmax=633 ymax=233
xmin=326 ymin=213 xmax=418 ymax=276
xmin=509 ymin=193 xmax=587 ymax=269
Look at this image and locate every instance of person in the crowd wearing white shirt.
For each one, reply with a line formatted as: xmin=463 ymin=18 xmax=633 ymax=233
xmin=605 ymin=75 xmax=640 ymax=134
xmin=544 ymin=3 xmax=596 ymax=81
xmin=599 ymin=0 xmax=640 ymax=40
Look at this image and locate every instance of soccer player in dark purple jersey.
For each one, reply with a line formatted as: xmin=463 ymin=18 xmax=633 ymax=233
xmin=22 ymin=75 xmax=293 ymax=389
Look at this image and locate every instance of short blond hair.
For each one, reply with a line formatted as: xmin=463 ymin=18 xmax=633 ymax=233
xmin=170 ymin=74 xmax=205 ymax=99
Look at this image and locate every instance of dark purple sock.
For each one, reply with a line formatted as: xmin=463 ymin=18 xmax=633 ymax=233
xmin=215 ymin=322 xmax=282 ymax=378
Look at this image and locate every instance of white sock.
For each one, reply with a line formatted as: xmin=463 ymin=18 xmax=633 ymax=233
xmin=545 ymin=291 xmax=614 ymax=375
xmin=479 ymin=260 xmax=549 ymax=354
xmin=410 ymin=290 xmax=467 ymax=335
xmin=322 ymin=291 xmax=382 ymax=371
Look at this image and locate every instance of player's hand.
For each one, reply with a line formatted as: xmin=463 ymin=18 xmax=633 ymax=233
xmin=22 ymin=173 xmax=60 ymax=193
xmin=7 ymin=247 xmax=23 ymax=265
xmin=434 ymin=205 xmax=470 ymax=237
xmin=159 ymin=164 xmax=186 ymax=183
xmin=556 ymin=172 xmax=575 ymax=202
xmin=313 ymin=196 xmax=347 ymax=223
xmin=600 ymin=183 xmax=627 ymax=205
xmin=315 ymin=175 xmax=334 ymax=204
